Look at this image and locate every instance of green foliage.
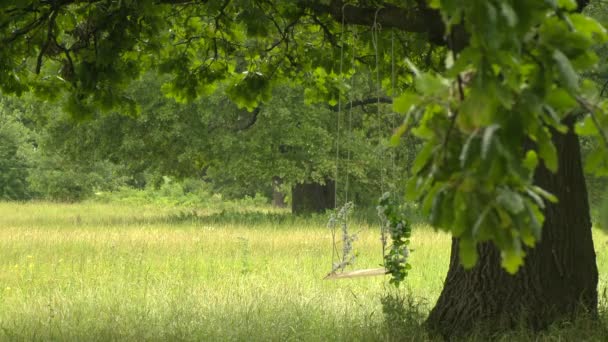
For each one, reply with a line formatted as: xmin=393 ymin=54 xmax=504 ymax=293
xmin=27 ymin=157 xmax=120 ymax=202
xmin=393 ymin=0 xmax=608 ymax=273
xmin=0 ymin=99 xmax=33 ymax=200
xmin=33 ymin=71 xmax=406 ymax=206
xmin=0 ymin=94 xmax=130 ymax=202
xmin=378 ymin=193 xmax=412 ymax=286
xmin=380 ymin=291 xmax=427 ymax=340
xmin=94 ymin=176 xmax=269 ymax=209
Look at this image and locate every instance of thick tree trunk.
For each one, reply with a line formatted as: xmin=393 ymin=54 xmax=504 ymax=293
xmin=271 ymin=176 xmax=287 ymax=208
xmin=291 ymin=180 xmax=335 ymax=215
xmin=426 ymin=125 xmax=598 ymax=338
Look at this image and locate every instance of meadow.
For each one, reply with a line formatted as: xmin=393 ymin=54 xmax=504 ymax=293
xmin=0 ymin=202 xmax=606 ymax=341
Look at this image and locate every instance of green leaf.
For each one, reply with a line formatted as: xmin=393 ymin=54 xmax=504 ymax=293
xmin=429 ymin=187 xmax=446 ymax=227
xmin=422 ymin=183 xmax=444 ymax=216
xmin=501 ymin=247 xmax=524 ymax=274
xmin=393 ymin=92 xmax=419 ymax=113
xmin=460 ymin=130 xmax=478 ymax=168
xmin=452 ymin=191 xmax=469 ymax=236
xmin=536 ymin=127 xmax=558 ymax=172
xmin=482 ymin=124 xmax=500 ymax=159
xmin=546 ymin=87 xmax=577 ymax=113
xmin=496 ymin=207 xmax=514 ymax=228
xmin=412 ymin=142 xmax=435 ymax=174
xmin=542 ymin=106 xmax=568 ymax=133
xmin=390 ymin=111 xmax=414 ymax=146
xmin=525 ymin=200 xmax=544 ymax=240
xmin=530 ymin=185 xmax=559 ymax=203
xmin=496 ymin=188 xmax=525 ymax=214
xmin=525 ymin=186 xmax=545 ymax=209
xmin=585 ymin=148 xmax=608 ymax=176
xmin=575 ymin=115 xmax=599 ymax=136
xmin=523 ymin=150 xmax=539 ymax=171
xmin=416 ymin=73 xmax=450 ymax=98
xmin=558 ymin=0 xmax=577 ymax=10
xmin=500 ymin=3 xmax=518 ymax=27
xmin=520 ymin=228 xmax=536 ymax=248
xmin=458 ymin=238 xmax=478 ymax=269
xmin=553 ymin=50 xmax=579 ymax=93
xmin=460 ymin=88 xmax=497 ymax=127
xmin=405 ymin=178 xmax=419 ymax=201
xmin=570 ymin=14 xmax=608 ymax=42
xmin=472 ymin=204 xmax=492 ymax=237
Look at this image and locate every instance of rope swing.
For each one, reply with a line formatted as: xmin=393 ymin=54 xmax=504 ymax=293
xmin=325 ymin=8 xmax=393 ymax=280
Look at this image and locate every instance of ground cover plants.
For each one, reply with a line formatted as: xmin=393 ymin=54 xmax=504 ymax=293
xmin=0 ymin=201 xmax=606 ymax=341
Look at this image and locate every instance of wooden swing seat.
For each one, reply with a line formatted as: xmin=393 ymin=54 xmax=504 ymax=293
xmin=324 ymin=267 xmax=388 ymax=280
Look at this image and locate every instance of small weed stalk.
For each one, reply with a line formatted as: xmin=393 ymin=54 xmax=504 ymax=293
xmin=327 ymin=202 xmax=358 ymax=274
xmin=380 ymin=290 xmax=426 ymax=339
xmin=238 ymin=237 xmax=250 ymax=275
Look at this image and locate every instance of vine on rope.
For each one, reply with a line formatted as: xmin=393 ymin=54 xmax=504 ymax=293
xmin=378 ymin=192 xmax=412 ymax=286
xmin=327 ymin=202 xmax=358 ymax=274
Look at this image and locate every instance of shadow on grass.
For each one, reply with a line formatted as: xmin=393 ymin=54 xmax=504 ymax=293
xmin=164 ymin=209 xmax=327 ymax=227
xmin=64 ymin=203 xmax=433 ymax=232
xmin=161 ymin=204 xmax=430 ymax=229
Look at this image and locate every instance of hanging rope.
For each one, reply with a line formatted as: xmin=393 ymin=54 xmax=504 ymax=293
xmin=344 ymin=27 xmax=357 ymax=204
xmin=334 ymin=5 xmax=347 ymax=211
xmin=390 ymin=30 xmax=397 ymax=198
xmin=326 ymin=7 xmax=404 ymax=281
xmin=371 ymin=8 xmax=388 ymax=260
xmin=331 ymin=3 xmax=349 ymax=271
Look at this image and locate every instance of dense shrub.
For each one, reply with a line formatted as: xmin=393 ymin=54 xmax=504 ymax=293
xmin=27 ymin=157 xmax=126 ymax=202
xmin=0 ymin=105 xmax=33 ymax=200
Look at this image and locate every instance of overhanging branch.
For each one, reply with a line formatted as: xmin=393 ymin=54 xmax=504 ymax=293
xmin=329 ymin=96 xmax=392 ymax=112
xmin=305 ymin=0 xmax=445 ymax=45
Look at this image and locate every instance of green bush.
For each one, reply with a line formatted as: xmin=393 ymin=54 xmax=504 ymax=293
xmin=28 ymin=168 xmax=97 ymax=202
xmin=94 ymin=177 xmax=214 ymax=206
xmin=92 ymin=176 xmax=272 ymax=210
xmin=0 ymin=106 xmax=33 ymax=200
xmin=28 ymin=157 xmax=126 ymax=202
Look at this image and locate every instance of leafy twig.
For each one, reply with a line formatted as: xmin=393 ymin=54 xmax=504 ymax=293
xmin=576 ymin=95 xmax=608 ymax=150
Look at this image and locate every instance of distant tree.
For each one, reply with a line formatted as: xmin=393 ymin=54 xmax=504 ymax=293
xmin=38 ymin=73 xmax=407 ymax=212
xmin=0 ymin=95 xmax=126 ymax=201
xmin=0 ymin=99 xmax=33 ymax=200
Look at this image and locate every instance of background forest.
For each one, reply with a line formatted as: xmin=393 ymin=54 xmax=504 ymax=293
xmin=0 ymin=72 xmax=419 ymax=210
xmin=0 ymin=75 xmax=605 ymax=220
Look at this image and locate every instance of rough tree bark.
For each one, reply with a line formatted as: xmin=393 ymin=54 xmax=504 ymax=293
xmin=426 ymin=122 xmax=598 ymax=338
xmin=291 ymin=180 xmax=335 ymax=215
xmin=271 ymin=176 xmax=287 ymax=208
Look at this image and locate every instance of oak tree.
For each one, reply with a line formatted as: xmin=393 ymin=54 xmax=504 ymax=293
xmin=2 ymin=0 xmax=607 ymax=337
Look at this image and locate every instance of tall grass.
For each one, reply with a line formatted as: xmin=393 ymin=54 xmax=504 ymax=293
xmin=0 ymin=202 xmax=606 ymax=341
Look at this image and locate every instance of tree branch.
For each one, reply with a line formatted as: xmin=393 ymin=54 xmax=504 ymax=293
xmin=236 ymin=107 xmax=261 ymax=131
xmin=328 ymin=96 xmax=392 ymax=112
xmin=36 ymin=9 xmax=59 ymax=74
xmin=305 ymin=0 xmax=445 ymax=45
xmin=2 ymin=12 xmax=50 ymax=44
xmin=575 ymin=96 xmax=608 ymax=150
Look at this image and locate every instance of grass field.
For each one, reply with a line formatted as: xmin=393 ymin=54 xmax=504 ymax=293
xmin=0 ymin=202 xmax=606 ymax=341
